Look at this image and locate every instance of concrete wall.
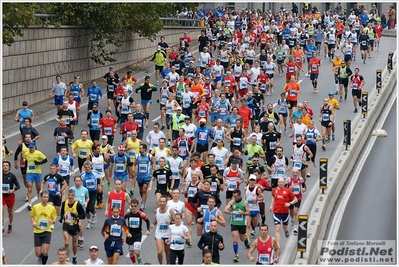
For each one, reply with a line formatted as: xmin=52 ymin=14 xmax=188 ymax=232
xmin=2 ymin=26 xmax=201 ymax=113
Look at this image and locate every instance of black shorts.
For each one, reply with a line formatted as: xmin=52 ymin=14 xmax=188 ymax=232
xmin=328 ymin=44 xmax=335 ymax=50
xmin=344 ymin=54 xmax=352 ymax=62
xmin=49 ymin=194 xmax=62 ymax=206
xmin=86 ymin=190 xmax=97 ymax=214
xmin=336 ymin=34 xmax=342 ymax=40
xmin=196 ymin=143 xmax=209 ymax=153
xmin=289 ymin=199 xmax=302 ymax=209
xmin=88 ymin=102 xmax=96 ymax=110
xmin=267 ymin=73 xmax=274 ymax=79
xmin=339 ymin=78 xmax=349 ymax=87
xmin=62 ymin=223 xmax=80 ymax=236
xmin=288 ymin=100 xmax=297 ymax=109
xmin=62 ymin=175 xmax=71 ymax=186
xmin=155 ymin=188 xmax=168 ymax=196
xmin=192 ymin=102 xmax=198 ymax=109
xmin=226 ymin=191 xmax=234 ymax=200
xmin=21 ymin=166 xmax=27 ymax=175
xmin=270 ymin=178 xmax=279 ymax=188
xmin=89 ymin=129 xmax=101 ymax=142
xmin=34 ymin=232 xmax=52 ymax=247
xmin=246 ymin=59 xmax=254 ymax=66
xmin=315 ymin=41 xmax=321 ymax=47
xmin=352 ymin=89 xmax=361 ymax=99
xmin=107 ymin=92 xmax=115 ymax=100
xmin=221 ymin=61 xmax=229 ymax=70
xmin=360 ymin=46 xmax=368 ymax=51
xmin=126 ymin=232 xmax=142 ymax=245
xmin=155 ymin=65 xmax=164 ymax=71
xmin=321 ymin=121 xmax=332 ymax=128
xmin=56 ymin=143 xmax=69 ymax=154
xmin=165 ymin=115 xmax=172 ymax=130
xmin=231 ymin=224 xmax=246 ymax=235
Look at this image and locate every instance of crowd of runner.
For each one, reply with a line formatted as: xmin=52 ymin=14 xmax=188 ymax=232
xmin=3 ymin=3 xmax=388 ymax=265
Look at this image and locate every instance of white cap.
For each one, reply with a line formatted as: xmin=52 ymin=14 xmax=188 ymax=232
xmin=249 ymin=174 xmax=256 ymax=180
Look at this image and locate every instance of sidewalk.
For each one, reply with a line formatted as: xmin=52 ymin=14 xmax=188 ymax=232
xmin=2 ymin=42 xmax=198 ymax=136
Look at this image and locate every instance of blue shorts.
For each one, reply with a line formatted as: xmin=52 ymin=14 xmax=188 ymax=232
xmin=273 ymin=213 xmax=289 ymax=225
xmin=114 ymin=174 xmax=128 ymax=183
xmin=368 ymin=40 xmax=374 ymax=47
xmin=141 ymin=99 xmax=152 ymax=106
xmin=104 ymin=164 xmax=110 ymax=170
xmin=351 ymin=42 xmax=358 ymax=46
xmin=74 ymin=97 xmax=82 ymax=104
xmin=210 ymin=113 xmax=218 ymax=123
xmin=249 ymin=210 xmax=260 ymax=218
xmin=215 ymin=77 xmax=222 ymax=83
xmin=54 ymin=95 xmax=64 ymax=106
xmin=26 ymin=173 xmax=42 ymax=183
xmin=136 ymin=176 xmax=151 ymax=187
xmin=310 ymin=73 xmax=319 ymax=80
xmin=216 ymin=115 xmax=228 ymax=124
xmin=104 ymin=239 xmax=124 ymax=258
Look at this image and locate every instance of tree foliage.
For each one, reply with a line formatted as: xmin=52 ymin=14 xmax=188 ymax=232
xmin=2 ymin=3 xmax=200 ymax=65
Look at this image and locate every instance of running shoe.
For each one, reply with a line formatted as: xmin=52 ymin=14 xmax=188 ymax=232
xmin=37 ymin=255 xmax=43 ymax=265
xmin=251 ymin=230 xmax=256 ymax=236
xmin=78 ymin=239 xmax=84 ymax=248
xmin=244 ymin=235 xmax=251 ymax=248
xmin=140 ymin=204 xmax=146 ymax=211
xmin=7 ymin=225 xmax=12 ymax=234
xmin=137 ymin=256 xmax=142 ymax=265
xmin=233 ymin=255 xmax=240 ymax=262
xmin=25 ymin=194 xmax=28 ymax=202
xmin=293 ymin=226 xmax=298 ymax=235
xmin=335 ymin=90 xmax=338 ymax=95
xmin=167 ymin=141 xmax=171 ymax=146
xmin=313 ymin=161 xmax=317 ymax=168
xmin=306 ymin=173 xmax=311 ymax=177
xmin=86 ymin=222 xmax=91 ymax=229
xmin=108 ymin=183 xmax=112 ymax=191
xmin=129 ymin=190 xmax=134 ymax=198
xmin=27 ymin=203 xmax=32 ymax=210
xmin=354 ymin=108 xmax=358 ymax=113
xmin=344 ymin=94 xmax=347 ymax=100
xmin=327 ymin=137 xmax=331 ymax=143
xmin=91 ymin=214 xmax=97 ymax=225
xmin=72 ymin=257 xmax=77 ymax=265
xmin=185 ymin=239 xmax=192 ymax=246
xmin=322 ymin=145 xmax=326 ymax=151
xmin=161 ymin=125 xmax=165 ymax=130
xmin=332 ymin=134 xmax=335 ymax=141
xmin=285 ymin=231 xmax=289 ymax=238
xmin=340 ymin=97 xmax=343 ymax=102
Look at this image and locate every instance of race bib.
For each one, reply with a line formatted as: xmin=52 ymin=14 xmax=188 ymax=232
xmin=108 ymin=85 xmax=114 ymax=92
xmin=110 ymin=224 xmax=121 ymax=236
xmin=2 ymin=184 xmax=10 ymax=193
xmin=159 ymin=223 xmax=169 ymax=231
xmin=104 ymin=127 xmax=112 ymax=135
xmin=158 ymin=174 xmax=167 ymax=184
xmin=116 ymin=163 xmax=124 ymax=172
xmin=90 ymin=94 xmax=97 ymax=100
xmin=129 ymin=217 xmax=140 ymax=228
xmin=233 ymin=138 xmax=241 ymax=146
xmin=293 ymin=161 xmax=302 ymax=169
xmin=292 ymin=184 xmax=301 ymax=194
xmin=259 ymin=254 xmax=270 ymax=264
xmin=38 ymin=219 xmax=48 ymax=230
xmin=111 ymin=200 xmax=122 ymax=209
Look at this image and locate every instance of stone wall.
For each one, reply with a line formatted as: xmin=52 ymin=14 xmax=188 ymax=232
xmin=2 ymin=26 xmax=201 ymax=113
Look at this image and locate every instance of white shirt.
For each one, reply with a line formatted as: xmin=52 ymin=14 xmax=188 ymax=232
xmin=146 ymin=130 xmax=166 ymax=150
xmin=182 ymin=123 xmax=197 ymax=138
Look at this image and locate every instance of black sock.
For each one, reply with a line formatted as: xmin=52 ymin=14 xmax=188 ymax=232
xmin=99 ymin=192 xmax=103 ymax=201
xmin=146 ymin=113 xmax=149 ymax=120
xmin=251 ymin=224 xmax=255 ymax=231
xmin=315 ymin=81 xmax=317 ymax=88
xmin=262 ymin=216 xmax=266 ymax=224
xmin=42 ymin=255 xmax=48 ymax=265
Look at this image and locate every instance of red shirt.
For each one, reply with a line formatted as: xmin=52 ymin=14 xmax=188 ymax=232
xmin=237 ymin=106 xmax=253 ymax=127
xmin=305 ymin=107 xmax=314 ymax=118
xmin=99 ymin=116 xmax=117 ymax=136
xmin=113 ymin=88 xmax=125 ymax=101
xmin=120 ymin=121 xmax=140 ymax=135
xmin=236 ymin=31 xmax=243 ymax=40
xmin=223 ymin=76 xmax=236 ymax=93
xmin=257 ymin=73 xmax=269 ymax=85
xmin=373 ymin=25 xmax=383 ymax=38
xmin=272 ymin=187 xmax=296 ymax=214
xmin=108 ymin=190 xmax=126 ymax=217
xmin=308 ymin=58 xmax=321 ymax=74
xmin=183 ymin=35 xmax=191 ymax=44
xmin=169 ymin=52 xmax=178 ymax=61
xmin=287 ymin=176 xmax=304 ymax=200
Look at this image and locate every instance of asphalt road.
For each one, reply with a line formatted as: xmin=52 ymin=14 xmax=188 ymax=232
xmin=2 ymin=37 xmax=396 ymax=265
xmin=335 ymin=100 xmax=396 ymax=255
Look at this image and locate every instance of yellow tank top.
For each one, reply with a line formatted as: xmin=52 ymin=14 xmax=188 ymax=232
xmin=126 ymin=138 xmax=140 ymax=162
xmin=64 ymin=201 xmax=79 ymax=225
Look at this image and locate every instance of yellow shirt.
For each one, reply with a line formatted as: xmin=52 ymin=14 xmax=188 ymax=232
xmin=332 ymin=59 xmax=343 ymax=75
xmin=125 ymin=138 xmax=141 ymax=162
xmin=71 ymin=139 xmax=93 ymax=159
xmin=30 ymin=203 xmax=57 ymax=234
xmin=151 ymin=147 xmax=171 ymax=167
xmin=24 ymin=150 xmax=47 ymax=174
xmin=328 ymin=98 xmax=340 ymax=110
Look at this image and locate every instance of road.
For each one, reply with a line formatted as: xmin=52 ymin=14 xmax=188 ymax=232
xmin=335 ymin=100 xmax=396 ymax=249
xmin=2 ymin=36 xmax=396 ymax=265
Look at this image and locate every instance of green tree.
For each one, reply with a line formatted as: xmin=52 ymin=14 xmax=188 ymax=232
xmin=3 ymin=3 xmax=200 ymax=65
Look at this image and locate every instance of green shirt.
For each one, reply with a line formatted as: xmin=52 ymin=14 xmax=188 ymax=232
xmin=245 ymin=144 xmax=264 ymax=161
xmin=230 ymin=199 xmax=246 ymax=226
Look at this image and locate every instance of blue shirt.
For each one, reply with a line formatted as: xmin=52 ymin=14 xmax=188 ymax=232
xmin=110 ymin=153 xmax=131 ymax=178
xmin=360 ymin=14 xmax=369 ymax=25
xmin=228 ymin=115 xmax=242 ymax=128
xmin=195 ymin=126 xmax=213 ymax=145
xmin=87 ymin=86 xmax=103 ymax=103
xmin=305 ymin=45 xmax=318 ymax=58
xmin=81 ymin=170 xmax=102 ymax=192
xmin=282 ymin=29 xmax=291 ymax=40
xmin=161 ymin=69 xmax=172 ymax=79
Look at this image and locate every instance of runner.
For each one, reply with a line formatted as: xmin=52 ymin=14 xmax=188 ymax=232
xmin=50 ymin=142 xmax=73 ymax=193
xmin=150 ymin=195 xmax=176 ymax=265
xmin=135 ymin=144 xmax=153 ymax=211
xmin=350 ymin=68 xmax=365 ymax=113
xmin=223 ymin=189 xmax=251 ymax=262
xmin=247 ymin=224 xmax=280 ymax=265
xmin=50 ymin=75 xmax=68 ymax=111
xmin=86 ymin=103 xmax=103 ymax=145
xmin=83 ymin=245 xmax=105 ymax=265
xmin=277 ymin=92 xmax=290 ymax=133
xmin=286 ymin=168 xmax=306 ymax=234
xmin=54 ymin=117 xmax=74 ymax=151
xmin=85 ymin=81 xmax=103 ymax=113
xmin=196 ymin=195 xmax=226 ymax=236
xmin=52 ymin=248 xmax=73 ymax=265
xmin=327 ymin=92 xmax=340 ymax=141
xmin=59 ymin=189 xmax=85 ymax=264
xmin=30 ymin=191 xmax=57 ymax=265
xmin=14 ymin=100 xmax=34 ymax=131
xmin=245 ymin=175 xmax=264 ymax=238
xmin=167 ymin=212 xmax=190 ymax=265
xmin=124 ymin=130 xmax=141 ymax=195
xmin=308 ymin=52 xmax=321 ymax=93
xmin=69 ymin=176 xmax=89 ymax=249
xmin=193 ymin=118 xmax=213 ymax=162
xmin=319 ymin=98 xmax=336 ymax=151
xmin=124 ymin=198 xmax=151 ymax=265
xmin=132 ymin=104 xmax=148 ymax=141
xmin=283 ymin=75 xmax=301 ymax=128
xmin=109 ymin=145 xmax=133 ymax=192
xmin=197 ymin=220 xmax=225 ymax=264
xmin=167 ymin=147 xmax=184 ymax=189
xmin=304 ymin=121 xmax=322 ymax=177
xmin=101 ymin=206 xmax=131 ymax=264
xmin=71 ymin=130 xmax=93 ymax=171
xmin=105 ymin=179 xmax=131 ymax=218
xmin=148 ymin=157 xmax=175 ymax=202
xmin=2 ymin=161 xmax=20 ymax=234
xmin=81 ymin=161 xmax=102 ymax=230
xmin=269 ymin=178 xmax=297 ymax=246
xmin=135 ymin=76 xmax=158 ymax=120
xmin=41 ymin=164 xmax=67 ymax=215
xmin=99 ymin=136 xmax=115 ymax=193
xmin=24 ymin=141 xmax=48 ymax=210
xmin=146 ymin=123 xmax=166 ymax=151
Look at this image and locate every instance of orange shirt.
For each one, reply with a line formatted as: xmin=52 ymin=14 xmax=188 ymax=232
xmin=335 ymin=23 xmax=344 ymax=35
xmin=237 ymin=106 xmax=253 ymax=128
xmin=284 ymin=82 xmax=300 ymax=101
xmin=259 ymin=34 xmax=269 ymax=45
xmin=294 ymin=50 xmax=304 ymax=66
xmin=309 ymin=58 xmax=321 ymax=74
xmin=191 ymin=83 xmax=205 ymax=101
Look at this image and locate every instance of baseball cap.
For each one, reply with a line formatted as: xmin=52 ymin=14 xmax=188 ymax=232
xmin=74 ymin=75 xmax=80 ymax=79
xmin=92 ymin=103 xmax=98 ymax=107
xmin=189 ymin=60 xmax=194 ymax=63
xmin=89 ymin=245 xmax=98 ymax=251
xmin=118 ymin=145 xmax=125 ymax=151
xmin=162 ymin=79 xmax=169 ymax=83
xmin=328 ymin=91 xmax=334 ymax=95
xmin=176 ymin=106 xmax=182 ymax=111
xmin=28 ymin=142 xmax=36 ymax=148
xmin=199 ymin=118 xmax=206 ymax=123
xmin=101 ymin=135 xmax=108 ymax=140
xmin=226 ymin=71 xmax=231 ymax=74
xmin=109 ymin=66 xmax=114 ymax=69
xmin=249 ymin=174 xmax=256 ymax=180
xmin=184 ymin=116 xmax=191 ymax=120
xmin=22 ymin=101 xmax=28 ymax=106
xmin=157 ymin=46 xmax=162 ymax=50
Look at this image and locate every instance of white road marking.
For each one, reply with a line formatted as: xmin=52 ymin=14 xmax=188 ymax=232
xmin=152 ymin=115 xmax=161 ymax=122
xmin=298 ymin=79 xmax=303 ymax=84
xmin=15 ymin=196 xmax=38 ymax=213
